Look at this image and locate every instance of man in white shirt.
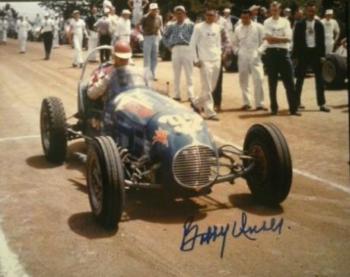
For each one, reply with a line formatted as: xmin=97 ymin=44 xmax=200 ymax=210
xmin=108 ymin=6 xmax=119 ymax=46
xmin=233 ymin=9 xmax=266 ymax=111
xmin=0 ymin=16 xmax=9 ymax=44
xmin=162 ymin=6 xmax=194 ymax=102
xmin=115 ymin=9 xmax=132 ymax=43
xmin=293 ymin=1 xmax=329 ymax=112
xmin=321 ymin=9 xmax=340 ymax=54
xmin=40 ymin=13 xmax=55 ymax=60
xmin=190 ymin=8 xmax=222 ymax=121
xmin=70 ymin=10 xmax=88 ymax=68
xmin=16 ymin=16 xmax=31 ymax=53
xmin=128 ymin=0 xmax=149 ymax=26
xmin=263 ymin=1 xmax=300 ymax=116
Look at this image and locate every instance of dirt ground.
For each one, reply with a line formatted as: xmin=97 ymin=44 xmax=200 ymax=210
xmin=0 ymin=40 xmax=349 ymax=277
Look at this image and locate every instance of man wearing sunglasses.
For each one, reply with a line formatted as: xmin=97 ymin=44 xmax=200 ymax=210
xmin=189 ymin=7 xmax=221 ymax=121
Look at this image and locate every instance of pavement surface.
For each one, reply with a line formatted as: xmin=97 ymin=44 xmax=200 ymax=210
xmin=0 ymin=40 xmax=349 ymax=277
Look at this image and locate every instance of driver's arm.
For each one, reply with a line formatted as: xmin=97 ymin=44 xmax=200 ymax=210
xmin=87 ymin=71 xmax=110 ymax=100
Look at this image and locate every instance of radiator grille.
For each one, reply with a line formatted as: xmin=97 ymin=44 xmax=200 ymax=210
xmin=172 ymin=145 xmax=218 ymax=188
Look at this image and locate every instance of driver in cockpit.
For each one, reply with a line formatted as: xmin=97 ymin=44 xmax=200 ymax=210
xmin=87 ymin=41 xmax=148 ymax=101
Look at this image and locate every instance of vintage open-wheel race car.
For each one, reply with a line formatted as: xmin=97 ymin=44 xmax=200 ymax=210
xmin=40 ymin=46 xmax=293 ymax=231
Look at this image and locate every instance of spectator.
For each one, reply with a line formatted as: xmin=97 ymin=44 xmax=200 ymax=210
xmin=109 ymin=6 xmax=119 ymax=46
xmin=70 ymin=10 xmax=87 ymax=68
xmin=233 ymin=9 xmax=266 ymax=111
xmin=128 ymin=0 xmax=149 ymax=26
xmin=212 ymin=11 xmax=231 ymax=112
xmin=293 ymin=8 xmax=304 ymax=28
xmin=162 ymin=5 xmax=194 ymax=102
xmin=141 ymin=3 xmax=162 ymax=81
xmin=86 ymin=5 xmax=99 ymax=62
xmin=190 ymin=7 xmax=222 ymax=121
xmin=321 ymin=9 xmax=340 ymax=54
xmin=0 ymin=16 xmax=8 ymax=44
xmin=293 ymin=1 xmax=330 ymax=112
xmin=263 ymin=1 xmax=300 ymax=116
xmin=40 ymin=13 xmax=55 ymax=60
xmin=16 ymin=16 xmax=31 ymax=53
xmin=53 ymin=14 xmax=60 ymax=48
xmin=95 ymin=8 xmax=112 ymax=63
xmin=115 ymin=10 xmax=132 ymax=43
xmin=249 ymin=5 xmax=264 ymax=23
xmin=222 ymin=8 xmax=239 ymax=34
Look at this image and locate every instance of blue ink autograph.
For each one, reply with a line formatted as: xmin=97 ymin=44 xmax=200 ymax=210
xmin=180 ymin=212 xmax=284 ymax=258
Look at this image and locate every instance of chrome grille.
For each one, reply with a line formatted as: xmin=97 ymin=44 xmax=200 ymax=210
xmin=172 ymin=145 xmax=218 ymax=189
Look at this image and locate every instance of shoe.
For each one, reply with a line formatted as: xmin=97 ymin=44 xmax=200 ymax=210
xmin=320 ymin=105 xmax=330 ymax=112
xmin=173 ymin=97 xmax=181 ymax=102
xmin=256 ymin=106 xmax=268 ymax=111
xmin=214 ymin=105 xmax=221 ymax=113
xmin=207 ymin=115 xmax=220 ymax=121
xmin=240 ymin=104 xmax=252 ymax=111
xmin=44 ymin=57 xmax=49 ymax=60
xmin=298 ymin=105 xmax=305 ymax=110
xmin=79 ymin=64 xmax=83 ymax=68
xmin=271 ymin=110 xmax=278 ymax=115
xmin=153 ymin=78 xmax=158 ymax=82
xmin=72 ymin=64 xmax=77 ymax=68
xmin=190 ymin=102 xmax=201 ymax=114
xmin=290 ymin=111 xmax=302 ymax=116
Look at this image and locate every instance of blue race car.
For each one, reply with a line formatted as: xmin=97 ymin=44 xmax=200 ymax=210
xmin=40 ymin=46 xmax=293 ymax=230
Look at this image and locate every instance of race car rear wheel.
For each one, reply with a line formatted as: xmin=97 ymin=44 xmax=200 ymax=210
xmin=40 ymin=97 xmax=67 ymax=164
xmin=243 ymin=123 xmax=292 ymax=206
xmin=87 ymin=136 xmax=125 ymax=230
xmin=322 ymin=54 xmax=347 ymax=89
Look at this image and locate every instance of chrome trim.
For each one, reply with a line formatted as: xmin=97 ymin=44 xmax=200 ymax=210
xmin=172 ymin=144 xmax=219 ymax=189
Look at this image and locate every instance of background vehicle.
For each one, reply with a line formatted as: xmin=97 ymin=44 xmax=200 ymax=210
xmin=40 ymin=46 xmax=293 ymax=231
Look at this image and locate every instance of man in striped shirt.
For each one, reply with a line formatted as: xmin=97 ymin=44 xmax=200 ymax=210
xmin=162 ymin=5 xmax=194 ymax=102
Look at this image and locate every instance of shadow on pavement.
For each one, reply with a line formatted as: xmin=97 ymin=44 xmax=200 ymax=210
xmin=68 ymin=212 xmax=118 ymax=239
xmin=228 ymin=193 xmax=284 ymax=216
xmin=26 ymin=155 xmax=60 ymax=169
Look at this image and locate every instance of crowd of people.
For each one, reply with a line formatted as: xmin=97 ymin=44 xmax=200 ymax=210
xmin=0 ymin=0 xmax=346 ymax=121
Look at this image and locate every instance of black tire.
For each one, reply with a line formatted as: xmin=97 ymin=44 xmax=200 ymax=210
xmin=243 ymin=123 xmax=292 ymax=206
xmin=40 ymin=97 xmax=67 ymax=164
xmin=87 ymin=136 xmax=125 ymax=230
xmin=322 ymin=54 xmax=347 ymax=88
xmin=223 ymin=52 xmax=238 ymax=72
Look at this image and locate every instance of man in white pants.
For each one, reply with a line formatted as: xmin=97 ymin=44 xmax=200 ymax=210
xmin=52 ymin=14 xmax=60 ymax=48
xmin=16 ymin=16 xmax=31 ymax=53
xmin=162 ymin=5 xmax=194 ymax=101
xmin=190 ymin=8 xmax=221 ymax=121
xmin=115 ymin=9 xmax=132 ymax=43
xmin=0 ymin=16 xmax=9 ymax=44
xmin=321 ymin=9 xmax=340 ymax=54
xmin=70 ymin=10 xmax=88 ymax=68
xmin=86 ymin=6 xmax=99 ymax=62
xmin=233 ymin=9 xmax=266 ymax=111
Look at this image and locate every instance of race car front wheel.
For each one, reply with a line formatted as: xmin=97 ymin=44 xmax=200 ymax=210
xmin=40 ymin=97 xmax=67 ymax=164
xmin=243 ymin=123 xmax=292 ymax=206
xmin=87 ymin=136 xmax=125 ymax=231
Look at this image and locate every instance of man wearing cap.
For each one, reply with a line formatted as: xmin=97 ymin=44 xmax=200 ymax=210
xmin=263 ymin=1 xmax=299 ymax=116
xmin=233 ymin=9 xmax=266 ymax=111
xmin=223 ymin=8 xmax=239 ymax=34
xmin=87 ymin=41 xmax=147 ymax=101
xmin=293 ymin=1 xmax=330 ymax=112
xmin=189 ymin=7 xmax=222 ymax=121
xmin=321 ymin=9 xmax=340 ymax=54
xmin=162 ymin=5 xmax=194 ymax=102
xmin=128 ymin=0 xmax=149 ymax=26
xmin=249 ymin=5 xmax=263 ymax=23
xmin=115 ymin=10 xmax=132 ymax=43
xmin=40 ymin=13 xmax=55 ymax=60
xmin=70 ymin=10 xmax=88 ymax=68
xmin=141 ymin=3 xmax=163 ymax=80
xmin=16 ymin=16 xmax=31 ymax=53
xmin=86 ymin=6 xmax=99 ymax=62
xmin=95 ymin=8 xmax=112 ymax=62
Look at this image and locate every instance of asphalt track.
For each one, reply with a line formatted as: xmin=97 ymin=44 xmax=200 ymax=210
xmin=0 ymin=40 xmax=349 ymax=277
